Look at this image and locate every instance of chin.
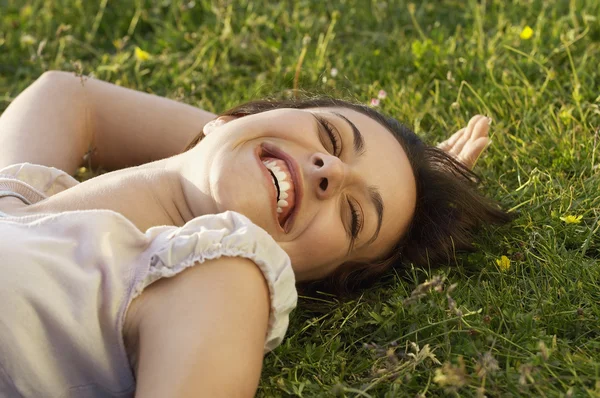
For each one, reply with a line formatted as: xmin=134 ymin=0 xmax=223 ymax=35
xmin=216 ymin=196 xmax=274 ymax=236
xmin=242 ymin=211 xmax=273 ymax=235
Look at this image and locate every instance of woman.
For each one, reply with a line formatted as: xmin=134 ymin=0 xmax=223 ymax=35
xmin=0 ymin=71 xmax=510 ymax=397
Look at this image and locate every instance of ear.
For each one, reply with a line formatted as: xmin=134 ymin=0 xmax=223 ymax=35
xmin=203 ymin=116 xmax=237 ymax=136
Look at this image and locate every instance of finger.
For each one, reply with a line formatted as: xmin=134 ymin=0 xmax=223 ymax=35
xmin=460 ymin=137 xmax=490 ymax=169
xmin=470 ymin=116 xmax=491 ymax=141
xmin=438 ymin=142 xmax=450 ymax=151
xmin=465 ymin=115 xmax=487 ymax=139
xmin=438 ymin=128 xmax=465 ymax=150
xmin=439 ymin=114 xmax=487 ymax=150
xmin=450 ymin=129 xmax=472 ymax=157
xmin=445 ymin=128 xmax=466 ymax=147
xmin=466 ymin=115 xmax=486 ymax=134
xmin=450 ymin=115 xmax=486 ymax=157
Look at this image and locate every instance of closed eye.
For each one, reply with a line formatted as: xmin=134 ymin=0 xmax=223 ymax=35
xmin=314 ymin=115 xmax=342 ymax=156
xmin=347 ymin=197 xmax=364 ymax=251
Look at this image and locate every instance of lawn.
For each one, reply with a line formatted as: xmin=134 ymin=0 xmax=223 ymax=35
xmin=1 ymin=0 xmax=599 ymax=396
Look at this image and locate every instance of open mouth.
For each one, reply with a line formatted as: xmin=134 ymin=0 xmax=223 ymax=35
xmin=258 ymin=144 xmax=301 ymax=231
xmin=262 ymin=157 xmax=296 ymax=225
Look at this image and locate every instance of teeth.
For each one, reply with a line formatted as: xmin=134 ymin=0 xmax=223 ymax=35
xmin=279 ymin=181 xmax=291 ymax=191
xmin=263 ymin=158 xmax=294 ymax=219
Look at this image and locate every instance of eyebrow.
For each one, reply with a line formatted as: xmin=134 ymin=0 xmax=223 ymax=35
xmin=332 ymin=111 xmax=365 ymax=155
xmin=329 ymin=111 xmax=383 ymax=247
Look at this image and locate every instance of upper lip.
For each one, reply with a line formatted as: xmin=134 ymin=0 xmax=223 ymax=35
xmin=259 ymin=143 xmax=303 ymax=233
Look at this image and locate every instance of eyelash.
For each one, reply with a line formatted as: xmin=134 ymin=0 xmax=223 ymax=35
xmin=315 ymin=114 xmax=363 ymax=246
xmin=348 ymin=199 xmax=363 ymax=243
xmin=317 ymin=116 xmax=341 ymax=156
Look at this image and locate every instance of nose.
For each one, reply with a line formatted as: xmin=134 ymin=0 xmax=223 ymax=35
xmin=309 ymin=152 xmax=348 ymax=200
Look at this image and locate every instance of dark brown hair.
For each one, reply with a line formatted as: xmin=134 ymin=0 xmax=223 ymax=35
xmin=183 ymin=97 xmax=513 ymax=296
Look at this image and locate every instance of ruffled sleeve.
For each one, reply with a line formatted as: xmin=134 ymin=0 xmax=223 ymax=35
xmin=134 ymin=211 xmax=298 ymax=353
xmin=0 ymin=163 xmax=79 ymax=203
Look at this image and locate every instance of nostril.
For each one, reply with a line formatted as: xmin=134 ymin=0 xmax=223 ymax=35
xmin=319 ymin=178 xmax=328 ymax=191
xmin=314 ymin=158 xmax=324 ymax=167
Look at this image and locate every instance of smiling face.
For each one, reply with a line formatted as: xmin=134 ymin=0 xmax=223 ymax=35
xmin=177 ymin=107 xmax=417 ymax=281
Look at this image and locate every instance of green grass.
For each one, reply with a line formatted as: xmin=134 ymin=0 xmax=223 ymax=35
xmin=2 ymin=0 xmax=599 ymax=396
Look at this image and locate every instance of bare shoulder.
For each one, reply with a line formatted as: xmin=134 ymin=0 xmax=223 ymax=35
xmin=131 ymin=256 xmax=270 ymax=398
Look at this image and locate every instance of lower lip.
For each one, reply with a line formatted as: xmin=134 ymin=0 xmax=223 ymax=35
xmin=255 ymin=146 xmax=284 ymax=232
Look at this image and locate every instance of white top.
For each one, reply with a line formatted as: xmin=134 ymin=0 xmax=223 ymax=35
xmin=0 ymin=163 xmax=297 ymax=397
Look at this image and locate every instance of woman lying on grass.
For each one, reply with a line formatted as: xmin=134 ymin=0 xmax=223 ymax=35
xmin=0 ymin=71 xmax=511 ymax=397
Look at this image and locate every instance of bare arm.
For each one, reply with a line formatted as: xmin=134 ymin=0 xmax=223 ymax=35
xmin=0 ymin=71 xmax=216 ymax=173
xmin=132 ymin=257 xmax=270 ymax=397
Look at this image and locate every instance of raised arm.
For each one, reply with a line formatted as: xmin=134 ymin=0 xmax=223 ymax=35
xmin=0 ymin=71 xmax=216 ymax=173
xmin=131 ymin=257 xmax=270 ymax=397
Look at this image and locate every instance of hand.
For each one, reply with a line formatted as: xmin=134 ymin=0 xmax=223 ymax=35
xmin=437 ymin=115 xmax=491 ymax=170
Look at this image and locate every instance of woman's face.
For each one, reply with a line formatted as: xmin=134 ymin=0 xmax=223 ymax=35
xmin=178 ymin=107 xmax=416 ymax=281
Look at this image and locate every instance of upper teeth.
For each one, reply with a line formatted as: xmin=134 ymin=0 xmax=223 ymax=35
xmin=263 ymin=160 xmax=291 ymax=213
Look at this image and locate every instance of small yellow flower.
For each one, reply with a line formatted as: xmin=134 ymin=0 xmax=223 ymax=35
xmin=496 ymin=255 xmax=511 ymax=272
xmin=134 ymin=46 xmax=151 ymax=62
xmin=559 ymin=108 xmax=572 ymax=124
xmin=20 ymin=5 xmax=33 ymax=18
xmin=560 ymin=215 xmax=583 ymax=224
xmin=520 ymin=26 xmax=534 ymax=40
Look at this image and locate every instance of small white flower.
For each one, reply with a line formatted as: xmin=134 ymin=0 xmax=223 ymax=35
xmin=330 ymin=67 xmax=338 ymax=78
xmin=20 ymin=34 xmax=36 ymax=46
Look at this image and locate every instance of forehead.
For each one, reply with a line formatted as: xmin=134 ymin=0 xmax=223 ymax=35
xmin=317 ymin=106 xmax=417 ymax=261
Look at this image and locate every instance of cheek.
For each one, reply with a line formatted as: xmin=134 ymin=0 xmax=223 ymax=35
xmin=278 ymin=222 xmax=348 ymax=280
